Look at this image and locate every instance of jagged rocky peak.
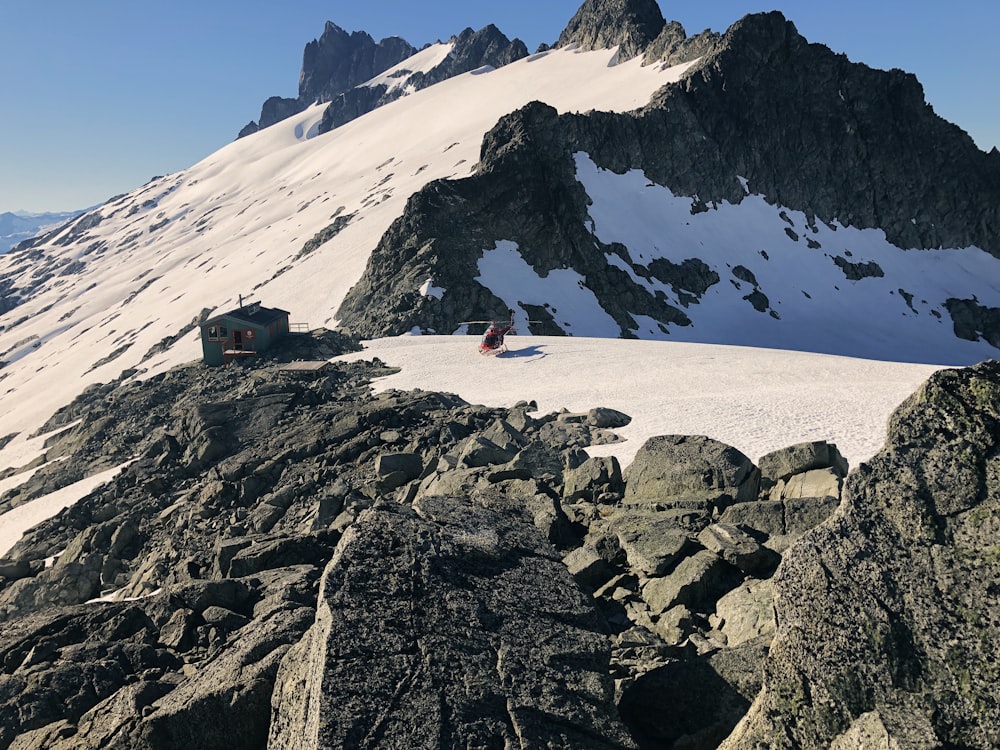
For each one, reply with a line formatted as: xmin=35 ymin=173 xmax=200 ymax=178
xmin=239 ymin=21 xmax=416 ymax=137
xmin=317 ymin=23 xmax=527 ymax=136
xmin=557 ymin=0 xmax=667 ymax=61
xmin=644 ymin=19 xmax=723 ymax=66
xmin=407 ymin=24 xmax=528 ymax=89
xmin=299 ymin=21 xmax=416 ymax=104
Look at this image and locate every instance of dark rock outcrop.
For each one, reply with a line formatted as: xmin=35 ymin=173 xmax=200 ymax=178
xmin=723 ymin=361 xmax=1000 ymax=749
xmin=643 ymin=12 xmax=1000 ymax=255
xmin=337 ymin=12 xmax=1000 ymax=341
xmin=318 ymin=25 xmax=528 ymax=135
xmin=5 ymin=327 xmax=1000 ymax=748
xmin=268 ymin=493 xmax=634 ymax=749
xmin=336 ymin=100 xmax=694 ymax=338
xmin=0 ymin=329 xmax=646 ymax=748
xmin=409 ymin=25 xmax=528 ymax=89
xmin=241 ymin=23 xmax=416 ymax=135
xmin=944 ymin=297 xmax=1000 ymax=349
xmin=299 ymin=24 xmax=415 ymax=106
xmin=557 ymin=0 xmax=666 ymax=61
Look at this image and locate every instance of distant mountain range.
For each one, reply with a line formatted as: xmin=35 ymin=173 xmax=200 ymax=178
xmin=0 ymin=210 xmax=83 ymax=254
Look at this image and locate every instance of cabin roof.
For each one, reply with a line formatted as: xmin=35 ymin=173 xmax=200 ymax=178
xmin=202 ymin=302 xmax=289 ymax=329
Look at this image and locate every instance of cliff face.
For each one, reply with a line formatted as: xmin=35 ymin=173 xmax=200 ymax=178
xmin=643 ymin=12 xmax=1000 ymax=254
xmin=299 ymin=23 xmax=416 ymax=106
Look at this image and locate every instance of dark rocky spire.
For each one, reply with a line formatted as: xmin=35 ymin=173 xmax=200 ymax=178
xmin=557 ymin=0 xmax=666 ymax=61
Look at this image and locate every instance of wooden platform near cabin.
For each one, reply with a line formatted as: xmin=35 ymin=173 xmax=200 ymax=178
xmin=278 ymin=360 xmax=331 ymax=376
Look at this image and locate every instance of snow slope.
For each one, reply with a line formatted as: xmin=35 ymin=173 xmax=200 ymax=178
xmin=0 ymin=48 xmax=696 ymax=447
xmin=0 ymin=335 xmax=943 ymax=557
xmin=469 ymin=154 xmax=1000 ymax=365
xmin=335 ymin=336 xmax=943 ymax=470
xmin=363 ymin=42 xmax=455 ymax=93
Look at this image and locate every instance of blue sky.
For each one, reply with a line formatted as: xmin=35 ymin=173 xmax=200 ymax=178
xmin=1 ymin=1 xmax=996 ymax=214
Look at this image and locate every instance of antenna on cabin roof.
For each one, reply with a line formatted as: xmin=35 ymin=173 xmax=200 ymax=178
xmin=239 ymin=293 xmax=244 ymax=308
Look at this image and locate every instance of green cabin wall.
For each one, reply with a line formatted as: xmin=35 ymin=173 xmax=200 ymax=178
xmin=200 ymin=312 xmax=289 ymax=366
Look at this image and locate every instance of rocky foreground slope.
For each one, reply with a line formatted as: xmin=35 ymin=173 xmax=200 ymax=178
xmin=0 ymin=331 xmax=998 ymax=748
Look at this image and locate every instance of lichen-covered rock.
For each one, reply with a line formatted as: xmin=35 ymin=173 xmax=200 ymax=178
xmin=770 ymin=467 xmax=842 ymax=501
xmin=714 ymin=579 xmax=776 ymax=648
xmin=607 ymin=510 xmax=697 ymax=577
xmin=623 ymin=435 xmax=760 ymax=511
xmin=641 ymin=549 xmax=742 ymax=616
xmin=564 ymin=455 xmax=624 ymax=502
xmin=697 ymin=523 xmax=779 ymax=576
xmin=723 ymin=361 xmax=1000 ymax=749
xmin=268 ymin=494 xmax=634 ymax=749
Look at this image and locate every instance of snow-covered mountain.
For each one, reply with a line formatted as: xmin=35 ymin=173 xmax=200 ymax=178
xmin=3 ymin=5 xmax=1000 ymax=746
xmin=0 ymin=0 xmax=998 ymax=446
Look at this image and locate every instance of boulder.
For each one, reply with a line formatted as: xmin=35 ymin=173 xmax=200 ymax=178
xmin=223 ymin=532 xmax=339 ymax=578
xmin=201 ymin=605 xmax=249 ymax=631
xmin=623 ymin=435 xmax=759 ymax=511
xmin=776 ymin=467 xmax=843 ymax=501
xmin=757 ymin=440 xmax=848 ymax=486
xmin=563 ymin=544 xmax=618 ymax=590
xmin=564 ymin=456 xmax=624 ymax=502
xmin=718 ymin=500 xmax=784 ymax=537
xmin=587 ymin=407 xmax=632 ymax=428
xmin=0 ymin=557 xmax=102 ymax=620
xmin=608 ymin=512 xmax=694 ymax=578
xmin=482 ymin=418 xmax=527 ymax=453
xmin=158 ymin=607 xmax=197 ymax=651
xmin=457 ymin=435 xmax=514 ymax=468
xmin=697 ymin=523 xmax=779 ymax=576
xmin=537 ymin=420 xmax=594 ymax=450
xmin=641 ymin=550 xmax=742 ymax=616
xmin=0 ymin=559 xmax=33 ymax=580
xmin=713 ymin=579 xmax=776 ymax=648
xmin=268 ymin=495 xmax=634 ymax=749
xmin=503 ymin=479 xmax=576 ymax=548
xmin=374 ymin=451 xmax=423 ymax=489
xmin=506 ymin=440 xmax=564 ymax=484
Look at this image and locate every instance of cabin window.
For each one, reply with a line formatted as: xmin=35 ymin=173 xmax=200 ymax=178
xmin=207 ymin=325 xmax=228 ymax=342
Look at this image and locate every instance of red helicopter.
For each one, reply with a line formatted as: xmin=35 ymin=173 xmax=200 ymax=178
xmin=460 ymin=309 xmax=528 ymax=355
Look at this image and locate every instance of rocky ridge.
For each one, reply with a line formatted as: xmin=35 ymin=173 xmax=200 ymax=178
xmin=240 ymin=22 xmax=527 ymax=139
xmin=336 ymin=12 xmax=1000 ymax=348
xmin=557 ymin=0 xmax=668 ymax=61
xmin=3 ymin=328 xmax=997 ymax=747
xmin=238 ymin=23 xmax=416 ymax=137
xmin=339 ymin=11 xmax=1000 ymax=341
xmin=317 ymin=25 xmax=528 ymax=136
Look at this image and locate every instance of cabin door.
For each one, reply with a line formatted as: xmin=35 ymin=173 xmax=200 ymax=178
xmin=232 ymin=330 xmax=243 ymax=350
